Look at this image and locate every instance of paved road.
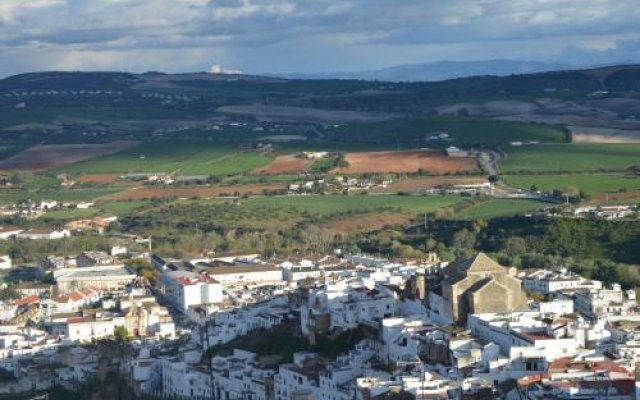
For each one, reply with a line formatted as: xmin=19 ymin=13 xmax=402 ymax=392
xmin=474 ymin=148 xmax=544 ymax=199
xmin=474 ymin=148 xmax=503 ymax=177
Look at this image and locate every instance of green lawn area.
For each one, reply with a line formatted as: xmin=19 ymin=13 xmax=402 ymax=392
xmin=453 ymin=199 xmax=546 ymax=220
xmin=327 ymin=117 xmax=566 ymax=146
xmin=500 ymin=144 xmax=640 ymax=173
xmin=505 ymin=174 xmax=640 ymax=195
xmin=54 ymin=140 xmax=274 ymax=176
xmin=242 ymin=194 xmax=464 ymax=214
xmin=0 ymin=188 xmax=122 ymax=204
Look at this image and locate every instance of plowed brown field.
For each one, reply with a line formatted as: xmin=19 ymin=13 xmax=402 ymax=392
xmin=334 ymin=150 xmax=478 ymax=174
xmin=77 ymin=174 xmax=122 ymax=184
xmin=103 ymin=184 xmax=287 ymax=200
xmin=256 ymin=155 xmax=313 ymax=174
xmin=0 ymin=141 xmax=140 ymax=172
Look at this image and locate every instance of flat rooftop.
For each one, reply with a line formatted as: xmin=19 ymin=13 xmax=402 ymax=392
xmin=56 ymin=266 xmax=134 ymax=280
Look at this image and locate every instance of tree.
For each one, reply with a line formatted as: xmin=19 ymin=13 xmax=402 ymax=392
xmin=114 ymin=325 xmax=129 ymax=342
xmin=452 ymin=229 xmax=476 ymax=250
xmin=579 ymin=190 xmax=591 ymax=202
xmin=562 ymin=186 xmax=579 ymax=204
xmin=300 ymin=225 xmax=334 ymax=254
xmin=9 ymin=171 xmax=32 ymax=186
xmin=503 ymin=236 xmax=527 ymax=257
xmin=425 ymin=238 xmax=437 ymax=252
xmin=0 ymin=287 xmax=19 ymax=301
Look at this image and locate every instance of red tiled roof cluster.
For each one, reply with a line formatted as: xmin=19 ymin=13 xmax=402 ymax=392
xmin=12 ymin=295 xmax=40 ymax=307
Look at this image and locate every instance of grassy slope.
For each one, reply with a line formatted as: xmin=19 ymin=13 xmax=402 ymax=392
xmin=144 ymin=195 xmax=466 ymax=232
xmin=241 ymin=194 xmax=464 ymax=214
xmin=501 ymin=144 xmax=640 ymax=173
xmin=453 ymin=199 xmax=546 ymax=220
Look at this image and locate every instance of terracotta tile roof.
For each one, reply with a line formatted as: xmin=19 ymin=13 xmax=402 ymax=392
xmin=69 ymin=291 xmax=85 ymax=302
xmin=53 ymin=295 xmax=71 ymax=303
xmin=13 ymin=295 xmax=40 ymax=306
xmin=548 ymin=357 xmax=631 ymax=374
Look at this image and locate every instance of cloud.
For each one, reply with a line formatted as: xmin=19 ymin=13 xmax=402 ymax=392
xmin=209 ymin=63 xmax=242 ymax=74
xmin=0 ymin=0 xmax=639 ymax=76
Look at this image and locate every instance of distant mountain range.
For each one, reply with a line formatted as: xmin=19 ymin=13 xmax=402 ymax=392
xmin=278 ymin=59 xmax=574 ymax=82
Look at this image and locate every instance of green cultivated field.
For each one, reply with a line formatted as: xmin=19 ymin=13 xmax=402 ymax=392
xmin=242 ymin=194 xmax=463 ymax=214
xmin=506 ymin=174 xmax=640 ymax=195
xmin=55 ymin=140 xmax=273 ymax=175
xmin=500 ymin=144 xmax=640 ymax=173
xmin=327 ymin=117 xmax=566 ymax=146
xmin=453 ymin=199 xmax=546 ymax=220
xmin=42 ymin=200 xmax=149 ymax=220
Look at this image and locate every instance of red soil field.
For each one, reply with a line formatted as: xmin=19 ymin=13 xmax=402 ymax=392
xmin=77 ymin=174 xmax=122 ymax=184
xmin=591 ymin=192 xmax=640 ymax=202
xmin=104 ymin=184 xmax=288 ymax=200
xmin=255 ymin=155 xmax=314 ymax=174
xmin=0 ymin=141 xmax=140 ymax=172
xmin=334 ymin=150 xmax=478 ymax=174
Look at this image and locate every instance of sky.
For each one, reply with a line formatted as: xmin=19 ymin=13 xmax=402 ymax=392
xmin=0 ymin=0 xmax=639 ymax=77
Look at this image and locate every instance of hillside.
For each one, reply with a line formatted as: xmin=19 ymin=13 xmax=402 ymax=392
xmin=0 ymin=64 xmax=638 ymax=154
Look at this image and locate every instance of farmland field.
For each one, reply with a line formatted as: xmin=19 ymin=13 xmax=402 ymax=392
xmin=105 ymin=184 xmax=288 ymax=200
xmin=326 ymin=117 xmax=566 ymax=146
xmin=129 ymin=194 xmax=465 ymax=233
xmin=0 ymin=188 xmax=123 ymax=203
xmin=41 ymin=200 xmax=149 ymax=220
xmin=54 ymin=140 xmax=274 ymax=176
xmin=500 ymin=144 xmax=640 ymax=173
xmin=255 ymin=155 xmax=314 ymax=174
xmin=505 ymin=174 xmax=640 ymax=196
xmin=335 ymin=150 xmax=479 ymax=174
xmin=241 ymin=194 xmax=464 ymax=214
xmin=76 ymin=174 xmax=123 ymax=184
xmin=452 ymin=199 xmax=546 ymax=220
xmin=0 ymin=141 xmax=140 ymax=172
xmin=217 ymin=105 xmax=394 ymax=123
